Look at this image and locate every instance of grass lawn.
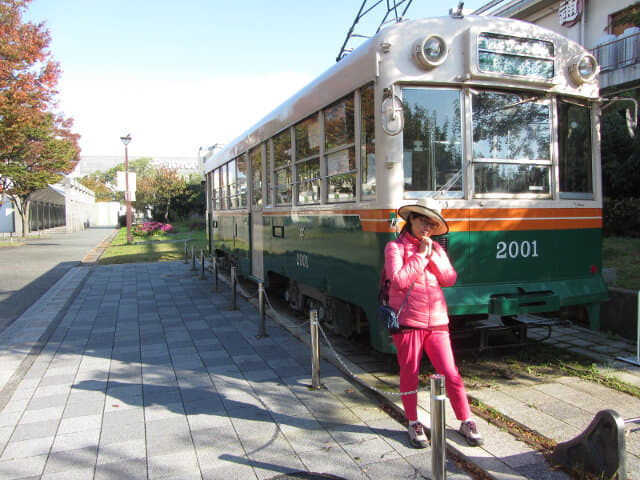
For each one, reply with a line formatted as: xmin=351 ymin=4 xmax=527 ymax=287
xmin=99 ymin=221 xmax=208 ymax=265
xmin=602 ymin=236 xmax=640 ymax=290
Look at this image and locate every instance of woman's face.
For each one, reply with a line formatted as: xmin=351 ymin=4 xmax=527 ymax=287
xmin=410 ymin=214 xmax=439 ymax=239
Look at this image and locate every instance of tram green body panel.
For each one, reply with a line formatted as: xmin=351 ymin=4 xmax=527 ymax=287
xmin=444 ymin=229 xmax=608 ymax=316
xmin=212 ymin=211 xmax=607 ymax=353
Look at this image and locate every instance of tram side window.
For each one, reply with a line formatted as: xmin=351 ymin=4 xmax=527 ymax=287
xmin=402 ymin=88 xmax=462 ymax=197
xmin=325 ymin=95 xmax=356 ymax=203
xmin=250 ymin=147 xmax=263 ymax=207
xmin=228 ymin=159 xmax=237 ymax=209
xmin=558 ymin=100 xmax=593 ymax=199
xmin=295 ymin=115 xmax=321 ymax=204
xmin=361 ymin=84 xmax=376 ymax=200
xmin=237 ymin=155 xmax=247 ymax=207
xmin=471 ymin=91 xmax=551 ymax=197
xmin=212 ymin=169 xmax=220 ymax=210
xmin=273 ymin=129 xmax=292 ymax=205
xmin=220 ymin=164 xmax=228 ymax=209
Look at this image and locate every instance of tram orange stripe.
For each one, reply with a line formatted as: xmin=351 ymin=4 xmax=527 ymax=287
xmin=216 ymin=208 xmax=602 ymax=232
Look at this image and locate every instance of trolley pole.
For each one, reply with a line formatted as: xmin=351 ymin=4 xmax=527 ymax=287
xmin=230 ymin=266 xmax=237 ymax=310
xmin=257 ymin=282 xmax=267 ymax=338
xmin=431 ymin=374 xmax=447 ymax=480
xmin=310 ymin=309 xmax=321 ymax=389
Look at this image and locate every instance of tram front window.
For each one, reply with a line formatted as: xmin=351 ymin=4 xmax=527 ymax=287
xmin=402 ymin=88 xmax=462 ymax=197
xmin=472 ymin=91 xmax=551 ymax=197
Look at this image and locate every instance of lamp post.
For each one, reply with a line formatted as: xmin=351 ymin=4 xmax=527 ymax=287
xmin=120 ymin=134 xmax=133 ymax=244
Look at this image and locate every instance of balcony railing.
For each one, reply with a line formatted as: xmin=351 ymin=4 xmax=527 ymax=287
xmin=592 ymin=31 xmax=640 ymax=72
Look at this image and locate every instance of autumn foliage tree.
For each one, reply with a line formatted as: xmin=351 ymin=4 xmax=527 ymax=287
xmin=143 ymin=166 xmax=186 ymax=222
xmin=0 ymin=0 xmax=80 ymax=236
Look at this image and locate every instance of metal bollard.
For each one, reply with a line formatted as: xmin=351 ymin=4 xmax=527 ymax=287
xmin=183 ymin=240 xmax=188 ymax=264
xmin=430 ymin=374 xmax=446 ymax=480
xmin=257 ymin=282 xmax=267 ymax=337
xmin=200 ymin=250 xmax=205 ymax=280
xmin=230 ymin=266 xmax=237 ymax=310
xmin=310 ymin=309 xmax=321 ymax=389
xmin=212 ymin=257 xmax=218 ymax=292
xmin=190 ymin=245 xmax=196 ymax=271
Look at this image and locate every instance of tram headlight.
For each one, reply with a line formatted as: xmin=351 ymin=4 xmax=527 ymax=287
xmin=413 ymin=35 xmax=448 ymax=69
xmin=569 ymin=53 xmax=599 ymax=85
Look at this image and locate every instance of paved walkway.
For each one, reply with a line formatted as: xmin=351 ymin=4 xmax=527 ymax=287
xmin=0 ymin=262 xmax=474 ymax=480
xmin=0 ymin=257 xmax=638 ymax=479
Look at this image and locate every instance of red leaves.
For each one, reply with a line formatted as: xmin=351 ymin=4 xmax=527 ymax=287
xmin=0 ymin=0 xmax=80 ymax=226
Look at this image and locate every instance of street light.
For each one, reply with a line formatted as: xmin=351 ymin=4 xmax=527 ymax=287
xmin=120 ymin=133 xmax=133 ymax=244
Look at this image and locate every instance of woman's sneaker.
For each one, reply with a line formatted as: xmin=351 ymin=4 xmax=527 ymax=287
xmin=408 ymin=422 xmax=429 ymax=448
xmin=459 ymin=420 xmax=484 ymax=446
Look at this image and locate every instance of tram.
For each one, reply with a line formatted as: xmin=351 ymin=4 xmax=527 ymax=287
xmin=203 ymin=13 xmax=607 ymax=353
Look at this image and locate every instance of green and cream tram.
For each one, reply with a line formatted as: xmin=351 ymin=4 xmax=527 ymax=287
xmin=203 ymin=13 xmax=606 ymax=353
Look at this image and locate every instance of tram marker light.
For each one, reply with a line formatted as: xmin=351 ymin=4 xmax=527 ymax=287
xmin=413 ymin=35 xmax=448 ymax=69
xmin=569 ymin=53 xmax=598 ymax=85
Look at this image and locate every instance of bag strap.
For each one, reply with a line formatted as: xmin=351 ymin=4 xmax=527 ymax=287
xmin=397 ymin=280 xmax=416 ymax=315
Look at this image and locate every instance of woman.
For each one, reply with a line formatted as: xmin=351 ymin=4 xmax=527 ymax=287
xmin=385 ymin=198 xmax=483 ymax=448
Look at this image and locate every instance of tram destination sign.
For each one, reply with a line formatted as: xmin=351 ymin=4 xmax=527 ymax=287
xmin=478 ymin=32 xmax=555 ymax=79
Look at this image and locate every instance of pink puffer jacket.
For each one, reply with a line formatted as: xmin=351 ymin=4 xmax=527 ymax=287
xmin=384 ymin=231 xmax=457 ymax=329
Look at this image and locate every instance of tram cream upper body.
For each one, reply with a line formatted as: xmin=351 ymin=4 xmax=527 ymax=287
xmin=204 ymin=15 xmax=598 ymax=174
xmin=205 ymin=16 xmax=602 ymax=213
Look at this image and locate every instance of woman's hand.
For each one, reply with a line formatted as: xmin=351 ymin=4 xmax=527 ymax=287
xmin=418 ymin=237 xmax=433 ymax=258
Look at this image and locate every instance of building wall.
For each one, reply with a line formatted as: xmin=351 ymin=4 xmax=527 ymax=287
xmin=486 ymin=0 xmax=635 ymax=48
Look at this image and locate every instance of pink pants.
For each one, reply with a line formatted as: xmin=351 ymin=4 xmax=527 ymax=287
xmin=392 ymin=328 xmax=471 ymax=422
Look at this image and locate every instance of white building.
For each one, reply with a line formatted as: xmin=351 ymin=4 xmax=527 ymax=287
xmin=0 ymin=177 xmax=95 ymax=236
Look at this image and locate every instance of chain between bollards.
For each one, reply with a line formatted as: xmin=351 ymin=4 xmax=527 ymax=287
xmin=310 ymin=309 xmax=321 ymax=389
xmin=230 ymin=266 xmax=237 ymax=310
xmin=431 ymin=374 xmax=446 ymax=480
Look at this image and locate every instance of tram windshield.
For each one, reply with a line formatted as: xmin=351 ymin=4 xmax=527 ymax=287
xmin=402 ymin=88 xmax=463 ymax=198
xmin=472 ymin=91 xmax=551 ymax=197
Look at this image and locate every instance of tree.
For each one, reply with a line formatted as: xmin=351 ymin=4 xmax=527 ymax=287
xmin=141 ymin=166 xmax=186 ymax=222
xmin=77 ymin=175 xmax=113 ymax=202
xmin=0 ymin=0 xmax=80 ymax=236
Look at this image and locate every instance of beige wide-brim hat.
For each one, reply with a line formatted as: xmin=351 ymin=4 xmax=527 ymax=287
xmin=397 ymin=198 xmax=449 ymax=236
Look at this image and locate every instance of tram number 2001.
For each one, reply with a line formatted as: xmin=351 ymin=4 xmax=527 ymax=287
xmin=496 ymin=240 xmax=539 ymax=260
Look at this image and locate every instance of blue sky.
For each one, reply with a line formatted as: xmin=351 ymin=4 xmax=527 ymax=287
xmin=25 ymin=0 xmax=489 ymax=159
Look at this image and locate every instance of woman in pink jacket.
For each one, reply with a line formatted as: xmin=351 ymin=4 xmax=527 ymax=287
xmin=385 ymin=198 xmax=483 ymax=448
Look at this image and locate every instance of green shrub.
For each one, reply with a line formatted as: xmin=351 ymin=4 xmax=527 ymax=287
xmin=603 ymin=197 xmax=640 ymax=237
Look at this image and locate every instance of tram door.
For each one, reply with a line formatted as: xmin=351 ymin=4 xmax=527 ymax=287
xmin=251 ymin=208 xmax=264 ymax=280
xmin=249 ymin=148 xmax=264 ymax=281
